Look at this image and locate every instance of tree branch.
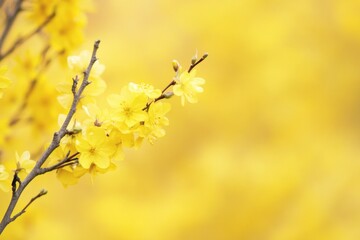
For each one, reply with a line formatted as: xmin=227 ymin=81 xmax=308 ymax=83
xmin=0 ymin=0 xmax=24 ymax=56
xmin=0 ymin=40 xmax=101 ymax=235
xmin=143 ymin=79 xmax=176 ymax=111
xmin=0 ymin=10 xmax=56 ymax=61
xmin=143 ymin=52 xmax=208 ymax=112
xmin=187 ymin=52 xmax=208 ymax=73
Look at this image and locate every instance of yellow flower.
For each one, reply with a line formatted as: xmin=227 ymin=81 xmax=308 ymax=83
xmin=139 ymin=102 xmax=171 ymax=144
xmin=0 ymin=165 xmax=10 ymax=192
xmin=57 ymin=50 xmax=106 ymax=109
xmin=45 ymin=3 xmax=87 ymax=53
xmin=128 ymin=82 xmax=162 ymax=99
xmin=48 ymin=146 xmax=82 ymax=187
xmin=15 ymin=151 xmax=36 ymax=179
xmin=0 ymin=65 xmax=11 ymax=99
xmin=173 ymin=70 xmax=205 ymax=106
xmin=106 ymin=129 xmax=134 ymax=162
xmin=82 ymin=103 xmax=113 ymax=129
xmin=56 ymin=167 xmax=81 ymax=187
xmin=28 ymin=77 xmax=62 ymax=136
xmin=58 ymin=114 xmax=82 ymax=154
xmin=57 ymin=80 xmax=106 ymax=109
xmin=26 ymin=0 xmax=58 ymax=24
xmin=75 ymin=127 xmax=115 ymax=169
xmin=107 ymin=86 xmax=148 ymax=128
xmin=87 ymin=162 xmax=116 ymax=183
xmin=67 ymin=50 xmax=105 ymax=81
xmin=14 ymin=50 xmax=41 ymax=80
xmin=147 ymin=102 xmax=171 ymax=127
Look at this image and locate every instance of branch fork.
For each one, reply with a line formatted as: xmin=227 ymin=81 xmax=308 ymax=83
xmin=0 ymin=40 xmax=101 ymax=235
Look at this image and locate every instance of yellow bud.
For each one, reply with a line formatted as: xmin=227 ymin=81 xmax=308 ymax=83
xmin=172 ymin=60 xmax=181 ymax=72
xmin=72 ymin=127 xmax=82 ymax=134
xmin=191 ymin=56 xmax=197 ymax=65
xmin=163 ymin=91 xmax=174 ymax=99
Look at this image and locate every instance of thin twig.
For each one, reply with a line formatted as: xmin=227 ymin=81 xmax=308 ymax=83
xmin=0 ymin=10 xmax=56 ymax=61
xmin=143 ymin=80 xmax=176 ymax=111
xmin=39 ymin=152 xmax=79 ymax=174
xmin=8 ymin=45 xmax=55 ymax=126
xmin=9 ymin=189 xmax=47 ymax=224
xmin=0 ymin=0 xmax=24 ymax=55
xmin=143 ymin=53 xmax=208 ymax=112
xmin=0 ymin=40 xmax=101 ymax=235
xmin=187 ymin=53 xmax=208 ymax=73
xmin=54 ymin=160 xmax=79 ymax=170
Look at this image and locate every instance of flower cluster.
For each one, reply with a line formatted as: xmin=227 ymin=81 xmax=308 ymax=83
xmin=48 ymin=51 xmax=206 ymax=186
xmin=0 ymin=0 xmax=207 ymax=233
xmin=26 ymin=0 xmax=92 ymax=54
xmin=0 ymin=4 xmax=206 ymax=190
xmin=0 ymin=0 xmax=93 ymax=160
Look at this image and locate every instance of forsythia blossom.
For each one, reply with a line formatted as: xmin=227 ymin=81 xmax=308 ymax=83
xmin=57 ymin=51 xmax=106 ymax=109
xmin=0 ymin=49 xmax=206 ymax=190
xmin=173 ymin=70 xmax=205 ymax=106
xmin=139 ymin=102 xmax=171 ymax=144
xmin=107 ymin=85 xmax=149 ymax=129
xmin=128 ymin=82 xmax=162 ymax=99
xmin=75 ymin=126 xmax=115 ymax=169
xmin=48 ymin=146 xmax=83 ymax=187
xmin=0 ymin=8 xmax=208 ymax=239
xmin=15 ymin=151 xmax=36 ymax=179
xmin=26 ymin=0 xmax=91 ymax=54
xmin=1 ymin=45 xmax=206 ymax=191
xmin=51 ymin=51 xmax=206 ymax=184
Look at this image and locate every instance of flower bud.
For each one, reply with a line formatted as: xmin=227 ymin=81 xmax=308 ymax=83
xmin=72 ymin=126 xmax=82 ymax=134
xmin=191 ymin=56 xmax=197 ymax=65
xmin=40 ymin=189 xmax=48 ymax=195
xmin=172 ymin=60 xmax=180 ymax=72
xmin=163 ymin=91 xmax=174 ymax=99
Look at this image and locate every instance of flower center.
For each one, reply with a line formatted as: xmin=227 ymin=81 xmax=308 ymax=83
xmin=89 ymin=147 xmax=96 ymax=154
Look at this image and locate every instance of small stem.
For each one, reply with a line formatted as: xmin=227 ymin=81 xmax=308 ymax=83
xmin=0 ymin=10 xmax=56 ymax=61
xmin=39 ymin=152 xmax=79 ymax=174
xmin=143 ymin=52 xmax=208 ymax=112
xmin=188 ymin=53 xmax=208 ymax=73
xmin=161 ymin=80 xmax=176 ymax=94
xmin=9 ymin=189 xmax=47 ymax=224
xmin=0 ymin=0 xmax=24 ymax=56
xmin=54 ymin=160 xmax=79 ymax=170
xmin=143 ymin=80 xmax=176 ymax=111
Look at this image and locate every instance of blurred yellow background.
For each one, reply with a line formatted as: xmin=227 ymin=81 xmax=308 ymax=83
xmin=3 ymin=0 xmax=360 ymax=239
